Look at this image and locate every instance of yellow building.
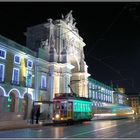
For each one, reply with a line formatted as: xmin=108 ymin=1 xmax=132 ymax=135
xmin=128 ymin=94 xmax=140 ymax=115
xmin=0 ymin=11 xmax=90 ymax=122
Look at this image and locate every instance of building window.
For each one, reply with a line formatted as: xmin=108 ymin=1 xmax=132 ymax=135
xmin=12 ymin=68 xmax=20 ymax=85
xmin=27 ymin=59 xmax=33 ymax=69
xmin=98 ymin=93 xmax=101 ymax=100
xmin=101 ymin=93 xmax=103 ymax=101
xmin=95 ymin=92 xmax=97 ymax=100
xmin=107 ymin=96 xmax=110 ymax=102
xmin=26 ymin=70 xmax=33 ymax=87
xmin=89 ymin=89 xmax=91 ymax=98
xmin=109 ymin=96 xmax=111 ymax=102
xmin=89 ymin=83 xmax=91 ymax=89
xmin=0 ymin=64 xmax=5 ymax=82
xmin=92 ymin=91 xmax=95 ymax=99
xmin=0 ymin=49 xmax=6 ymax=59
xmin=41 ymin=75 xmax=47 ymax=89
xmin=104 ymin=94 xmax=106 ymax=101
xmin=14 ymin=55 xmax=20 ymax=64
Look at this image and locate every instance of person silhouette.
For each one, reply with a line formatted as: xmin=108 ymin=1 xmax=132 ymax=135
xmin=30 ymin=108 xmax=34 ymax=124
xmin=47 ymin=113 xmax=50 ymax=120
xmin=36 ymin=107 xmax=40 ymax=124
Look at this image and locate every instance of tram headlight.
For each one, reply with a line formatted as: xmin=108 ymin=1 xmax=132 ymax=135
xmin=61 ymin=118 xmax=63 ymax=120
xmin=55 ymin=114 xmax=60 ymax=119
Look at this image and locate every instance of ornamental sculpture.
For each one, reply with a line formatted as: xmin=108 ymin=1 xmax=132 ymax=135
xmin=62 ymin=10 xmax=77 ymax=29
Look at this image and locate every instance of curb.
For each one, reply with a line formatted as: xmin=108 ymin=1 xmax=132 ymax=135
xmin=0 ymin=123 xmax=54 ymax=131
xmin=42 ymin=123 xmax=54 ymax=126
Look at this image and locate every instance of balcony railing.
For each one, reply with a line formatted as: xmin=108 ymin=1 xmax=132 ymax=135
xmin=40 ymin=86 xmax=47 ymax=91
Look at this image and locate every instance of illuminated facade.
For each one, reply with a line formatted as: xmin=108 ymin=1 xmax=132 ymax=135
xmin=26 ymin=11 xmax=90 ymax=98
xmin=0 ymin=11 xmax=90 ymax=121
xmin=128 ymin=94 xmax=140 ymax=115
xmin=0 ymin=11 xmax=128 ymax=122
xmin=0 ymin=35 xmax=36 ymax=121
xmin=88 ymin=78 xmax=114 ymax=113
xmin=88 ymin=78 xmax=129 ymax=114
xmin=113 ymin=89 xmax=128 ymax=105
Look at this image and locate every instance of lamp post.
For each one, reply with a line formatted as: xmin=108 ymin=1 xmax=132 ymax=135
xmin=26 ymin=67 xmax=34 ymax=121
xmin=25 ymin=68 xmax=29 ymax=121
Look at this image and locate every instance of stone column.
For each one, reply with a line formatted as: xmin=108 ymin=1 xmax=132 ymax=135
xmin=34 ymin=60 xmax=39 ymax=101
xmin=48 ymin=65 xmax=55 ymax=117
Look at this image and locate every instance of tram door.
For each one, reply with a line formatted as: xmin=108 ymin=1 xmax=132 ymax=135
xmin=53 ymin=101 xmax=60 ymax=115
xmin=67 ymin=101 xmax=73 ymax=119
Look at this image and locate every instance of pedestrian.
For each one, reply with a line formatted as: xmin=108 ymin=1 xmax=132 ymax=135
xmin=36 ymin=107 xmax=40 ymax=124
xmin=30 ymin=108 xmax=34 ymax=124
xmin=47 ymin=113 xmax=50 ymax=119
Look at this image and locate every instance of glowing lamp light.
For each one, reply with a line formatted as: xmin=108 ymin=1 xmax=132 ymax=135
xmin=7 ymin=97 xmax=11 ymax=108
xmin=8 ymin=97 xmax=11 ymax=102
xmin=55 ymin=114 xmax=60 ymax=119
xmin=17 ymin=114 xmax=22 ymax=118
xmin=37 ymin=103 xmax=43 ymax=105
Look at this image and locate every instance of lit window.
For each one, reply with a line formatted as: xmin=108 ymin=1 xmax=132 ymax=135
xmin=98 ymin=94 xmax=100 ymax=100
xmin=95 ymin=92 xmax=97 ymax=99
xmin=101 ymin=94 xmax=103 ymax=101
xmin=14 ymin=55 xmax=20 ymax=64
xmin=12 ymin=68 xmax=20 ymax=85
xmin=92 ymin=102 xmax=95 ymax=107
xmin=26 ymin=70 xmax=33 ymax=87
xmin=104 ymin=94 xmax=105 ymax=101
xmin=89 ymin=83 xmax=91 ymax=88
xmin=27 ymin=59 xmax=33 ymax=69
xmin=0 ymin=64 xmax=5 ymax=82
xmin=89 ymin=89 xmax=91 ymax=98
xmin=0 ymin=49 xmax=6 ymax=59
xmin=92 ymin=92 xmax=95 ymax=99
xmin=41 ymin=75 xmax=47 ymax=89
xmin=109 ymin=96 xmax=111 ymax=102
xmin=107 ymin=96 xmax=110 ymax=102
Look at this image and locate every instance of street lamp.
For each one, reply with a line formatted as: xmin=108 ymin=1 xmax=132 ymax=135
xmin=24 ymin=68 xmax=30 ymax=121
xmin=26 ymin=67 xmax=34 ymax=121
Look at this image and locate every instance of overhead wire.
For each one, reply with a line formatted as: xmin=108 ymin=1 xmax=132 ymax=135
xmin=85 ymin=3 xmax=139 ymax=88
xmin=86 ymin=3 xmax=129 ymax=55
xmin=47 ymin=7 xmax=138 ymax=89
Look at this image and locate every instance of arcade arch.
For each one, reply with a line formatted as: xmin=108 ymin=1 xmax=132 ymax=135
xmin=8 ymin=89 xmax=20 ymax=112
xmin=23 ymin=93 xmax=33 ymax=119
xmin=0 ymin=87 xmax=5 ymax=112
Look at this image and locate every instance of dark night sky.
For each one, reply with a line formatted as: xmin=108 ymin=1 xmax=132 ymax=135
xmin=0 ymin=2 xmax=140 ymax=93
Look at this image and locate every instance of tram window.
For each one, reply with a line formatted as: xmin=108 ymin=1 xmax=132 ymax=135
xmin=74 ymin=102 xmax=77 ymax=111
xmin=68 ymin=102 xmax=72 ymax=111
xmin=83 ymin=104 xmax=85 ymax=111
xmin=62 ymin=104 xmax=64 ymax=109
xmin=56 ymin=104 xmax=60 ymax=109
xmin=61 ymin=103 xmax=67 ymax=110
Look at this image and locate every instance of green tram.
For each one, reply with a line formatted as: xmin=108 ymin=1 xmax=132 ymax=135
xmin=52 ymin=93 xmax=92 ymax=124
